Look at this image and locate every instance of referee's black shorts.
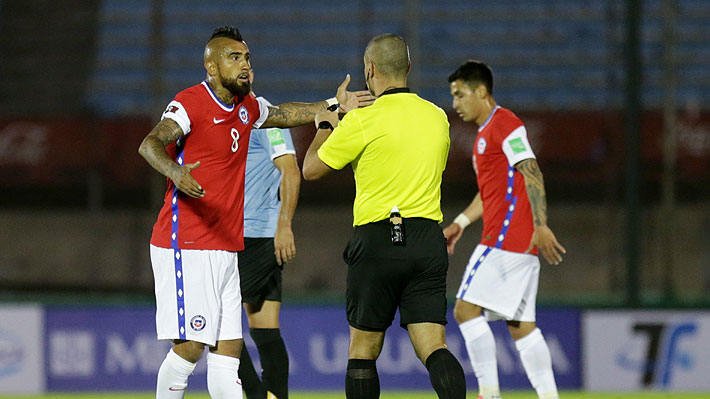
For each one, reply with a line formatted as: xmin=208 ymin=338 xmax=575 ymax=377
xmin=238 ymin=237 xmax=283 ymax=305
xmin=343 ymin=217 xmax=449 ymax=331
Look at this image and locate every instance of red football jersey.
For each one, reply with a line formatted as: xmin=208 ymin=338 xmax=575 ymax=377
xmin=473 ymin=106 xmax=538 ymax=255
xmin=150 ymin=81 xmax=268 ymax=251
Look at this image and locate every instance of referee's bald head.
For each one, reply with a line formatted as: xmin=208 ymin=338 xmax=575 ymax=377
xmin=364 ymin=34 xmax=410 ymax=80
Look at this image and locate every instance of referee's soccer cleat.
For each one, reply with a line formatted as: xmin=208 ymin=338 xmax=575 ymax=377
xmin=478 ymin=395 xmax=502 ymax=399
xmin=266 ymin=391 xmax=279 ymax=399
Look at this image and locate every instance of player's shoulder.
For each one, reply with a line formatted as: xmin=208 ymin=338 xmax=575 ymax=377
xmin=493 ymin=107 xmax=524 ymax=126
xmin=265 ymin=126 xmax=292 ymax=138
xmin=250 ymin=126 xmax=291 ymax=146
xmin=252 ymin=125 xmax=291 ymax=135
xmin=246 ymin=128 xmax=267 ymax=153
xmin=176 ymin=82 xmax=207 ymax=98
xmin=250 ymin=127 xmax=267 ymax=137
xmin=173 ymin=82 xmax=210 ymax=107
xmin=490 ymin=107 xmax=524 ymax=135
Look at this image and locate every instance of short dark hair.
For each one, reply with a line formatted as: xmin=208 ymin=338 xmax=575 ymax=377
xmin=448 ymin=60 xmax=493 ymax=95
xmin=209 ymin=25 xmax=243 ymax=42
xmin=365 ymin=34 xmax=409 ymax=79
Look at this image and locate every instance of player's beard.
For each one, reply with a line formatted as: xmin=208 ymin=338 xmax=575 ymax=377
xmin=222 ymin=75 xmax=251 ymax=97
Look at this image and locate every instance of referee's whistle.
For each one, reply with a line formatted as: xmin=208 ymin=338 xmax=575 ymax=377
xmin=390 ymin=206 xmax=405 ymax=246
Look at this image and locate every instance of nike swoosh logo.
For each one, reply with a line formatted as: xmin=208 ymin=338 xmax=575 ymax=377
xmin=168 ymin=387 xmax=187 ymax=391
xmin=213 ymin=117 xmax=226 ymax=124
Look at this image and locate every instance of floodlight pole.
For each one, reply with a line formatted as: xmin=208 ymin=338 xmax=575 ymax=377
xmin=660 ymin=0 xmax=678 ymax=302
xmin=624 ymin=0 xmax=642 ymax=307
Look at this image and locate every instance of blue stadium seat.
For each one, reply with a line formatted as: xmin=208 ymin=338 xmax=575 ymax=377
xmin=85 ymin=0 xmax=710 ymax=115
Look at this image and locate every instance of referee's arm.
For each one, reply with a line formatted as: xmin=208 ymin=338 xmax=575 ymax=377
xmin=303 ymin=110 xmax=340 ymax=180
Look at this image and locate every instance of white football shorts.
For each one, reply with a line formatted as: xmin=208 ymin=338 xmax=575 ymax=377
xmin=150 ymin=244 xmax=242 ymax=346
xmin=456 ymin=244 xmax=540 ymax=322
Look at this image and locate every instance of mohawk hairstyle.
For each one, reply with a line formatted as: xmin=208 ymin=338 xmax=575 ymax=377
xmin=448 ymin=60 xmax=494 ymax=95
xmin=209 ymin=25 xmax=244 ymax=42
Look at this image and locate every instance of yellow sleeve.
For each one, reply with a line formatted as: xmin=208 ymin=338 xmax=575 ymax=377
xmin=317 ymin=111 xmax=366 ymax=170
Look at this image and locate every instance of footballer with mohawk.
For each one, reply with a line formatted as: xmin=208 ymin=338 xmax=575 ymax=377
xmin=139 ymin=25 xmax=374 ymax=399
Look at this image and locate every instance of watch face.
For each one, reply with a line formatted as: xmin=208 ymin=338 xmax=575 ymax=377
xmin=319 ymin=121 xmax=333 ymax=130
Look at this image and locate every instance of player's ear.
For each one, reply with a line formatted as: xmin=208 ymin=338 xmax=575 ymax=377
xmin=476 ymin=84 xmax=487 ymax=99
xmin=205 ymin=60 xmax=218 ymax=77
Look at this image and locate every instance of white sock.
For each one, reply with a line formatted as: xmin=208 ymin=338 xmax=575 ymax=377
xmin=156 ymin=349 xmax=197 ymax=399
xmin=207 ymin=352 xmax=243 ymax=399
xmin=459 ymin=316 xmax=500 ymax=398
xmin=515 ymin=328 xmax=559 ymax=399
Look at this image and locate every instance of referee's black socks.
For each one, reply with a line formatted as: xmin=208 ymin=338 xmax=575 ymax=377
xmin=238 ymin=345 xmax=268 ymax=399
xmin=345 ymin=358 xmax=380 ymax=399
xmin=425 ymin=348 xmax=467 ymax=399
xmin=252 ymin=328 xmax=289 ymax=399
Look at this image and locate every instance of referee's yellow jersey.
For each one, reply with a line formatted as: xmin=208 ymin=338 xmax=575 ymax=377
xmin=318 ymin=88 xmax=450 ymax=226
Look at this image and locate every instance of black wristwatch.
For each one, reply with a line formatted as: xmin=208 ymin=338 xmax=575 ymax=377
xmin=318 ymin=120 xmax=334 ymax=130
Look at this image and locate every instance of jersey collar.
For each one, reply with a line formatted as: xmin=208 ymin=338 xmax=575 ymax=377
xmin=201 ymin=81 xmax=235 ymax=112
xmin=478 ymin=105 xmax=501 ymax=132
xmin=379 ymin=87 xmax=410 ymax=96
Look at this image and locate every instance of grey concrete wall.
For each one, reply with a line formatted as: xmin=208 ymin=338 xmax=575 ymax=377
xmin=1 ymin=204 xmax=708 ymax=301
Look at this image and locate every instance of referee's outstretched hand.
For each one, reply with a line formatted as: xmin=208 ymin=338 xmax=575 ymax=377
xmin=336 ymin=74 xmax=376 ymax=112
xmin=526 ymin=224 xmax=566 ymax=265
xmin=172 ymin=161 xmax=205 ymax=199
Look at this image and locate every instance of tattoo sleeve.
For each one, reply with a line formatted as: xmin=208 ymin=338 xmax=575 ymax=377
xmin=138 ymin=118 xmax=184 ymax=180
xmin=516 ymin=158 xmax=547 ymax=227
xmin=260 ymin=101 xmax=328 ymax=128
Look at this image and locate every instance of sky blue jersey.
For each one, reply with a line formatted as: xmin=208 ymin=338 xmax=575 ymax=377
xmin=243 ymin=106 xmax=296 ymax=238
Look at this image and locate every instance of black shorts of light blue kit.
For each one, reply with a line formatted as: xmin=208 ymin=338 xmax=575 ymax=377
xmin=238 ymin=237 xmax=283 ymax=305
xmin=343 ymin=217 xmax=449 ymax=332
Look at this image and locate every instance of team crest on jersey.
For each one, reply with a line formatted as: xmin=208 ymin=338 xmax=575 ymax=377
xmin=238 ymin=105 xmax=249 ymax=124
xmin=190 ymin=315 xmax=206 ymax=331
xmin=477 ymin=137 xmax=487 ymax=154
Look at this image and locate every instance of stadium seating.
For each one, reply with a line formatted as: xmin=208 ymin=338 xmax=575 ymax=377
xmin=80 ymin=0 xmax=709 ymax=115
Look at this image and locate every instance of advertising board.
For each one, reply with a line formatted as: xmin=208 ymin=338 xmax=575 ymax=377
xmin=45 ymin=306 xmax=580 ymax=391
xmin=0 ymin=304 xmax=44 ymax=394
xmin=584 ymin=311 xmax=710 ymax=390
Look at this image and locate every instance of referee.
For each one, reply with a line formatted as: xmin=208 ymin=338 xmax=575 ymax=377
xmin=302 ymin=34 xmax=466 ymax=399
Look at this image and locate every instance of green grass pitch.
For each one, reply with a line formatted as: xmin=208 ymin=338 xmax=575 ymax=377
xmin=2 ymin=392 xmax=709 ymax=399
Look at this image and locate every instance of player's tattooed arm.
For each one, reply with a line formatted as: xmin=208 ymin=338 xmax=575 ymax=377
xmin=138 ymin=119 xmax=205 ymax=198
xmin=260 ymin=102 xmax=328 ymax=129
xmin=515 ymin=158 xmax=547 ymax=227
xmin=516 ymin=158 xmax=566 ymax=264
xmin=139 ymin=118 xmax=184 ymax=179
xmin=260 ymin=74 xmax=375 ymax=129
